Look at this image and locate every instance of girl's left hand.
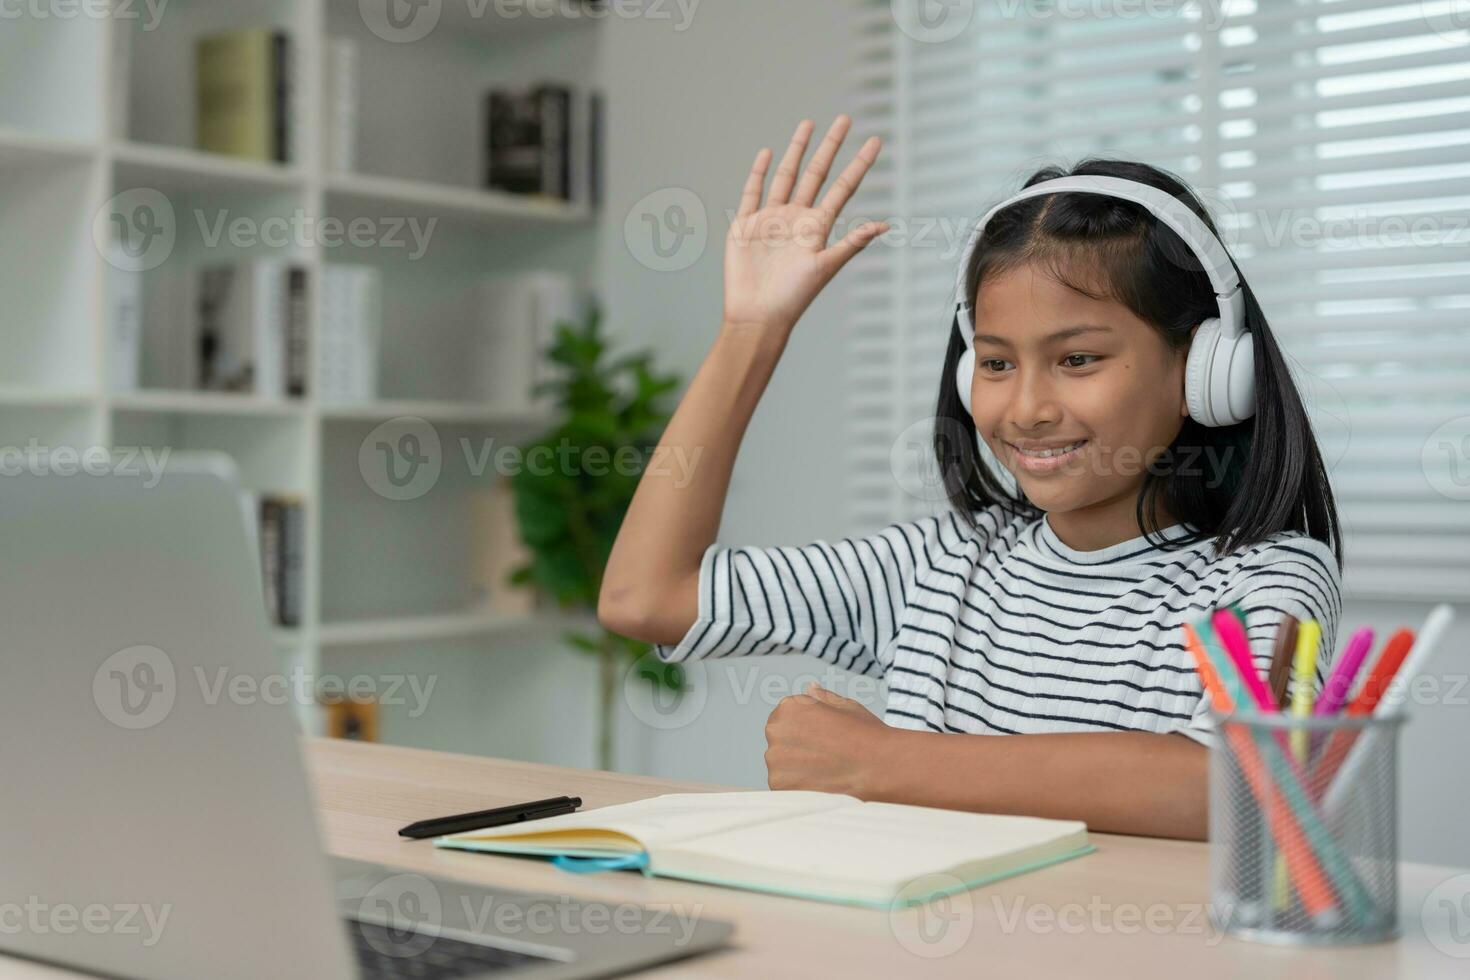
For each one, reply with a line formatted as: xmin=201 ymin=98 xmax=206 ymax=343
xmin=763 ymin=682 xmax=891 ymax=796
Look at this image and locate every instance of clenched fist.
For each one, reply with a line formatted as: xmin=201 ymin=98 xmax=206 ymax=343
xmin=763 ymin=682 xmax=893 ymax=796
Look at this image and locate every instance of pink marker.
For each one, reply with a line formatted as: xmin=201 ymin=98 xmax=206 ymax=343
xmin=1212 ymin=608 xmax=1280 ymax=711
xmin=1314 ymin=628 xmax=1375 ymax=716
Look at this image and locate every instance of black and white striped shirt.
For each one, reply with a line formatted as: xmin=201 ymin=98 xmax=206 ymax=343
xmin=652 ymin=505 xmax=1342 ymax=747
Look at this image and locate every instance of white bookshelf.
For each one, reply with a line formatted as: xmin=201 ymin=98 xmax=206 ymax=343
xmin=1 ymin=0 xmax=604 ymax=734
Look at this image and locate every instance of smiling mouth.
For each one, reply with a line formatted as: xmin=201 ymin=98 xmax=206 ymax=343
xmin=1005 ymin=439 xmax=1089 ymax=472
xmin=1010 ymin=440 xmax=1088 ymax=458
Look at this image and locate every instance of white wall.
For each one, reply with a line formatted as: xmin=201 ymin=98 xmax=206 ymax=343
xmin=593 ymin=0 xmax=886 ymax=789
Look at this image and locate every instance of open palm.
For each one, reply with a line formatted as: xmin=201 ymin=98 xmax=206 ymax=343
xmin=723 ymin=116 xmax=888 ymax=333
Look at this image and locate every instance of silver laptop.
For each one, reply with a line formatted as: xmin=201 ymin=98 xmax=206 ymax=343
xmin=0 ymin=455 xmax=732 ymax=979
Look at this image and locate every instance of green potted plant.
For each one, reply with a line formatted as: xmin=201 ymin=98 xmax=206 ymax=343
xmin=508 ymin=304 xmax=687 ymax=770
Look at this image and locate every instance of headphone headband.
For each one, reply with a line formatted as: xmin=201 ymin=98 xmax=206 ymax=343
xmin=953 ymin=174 xmax=1245 ymax=349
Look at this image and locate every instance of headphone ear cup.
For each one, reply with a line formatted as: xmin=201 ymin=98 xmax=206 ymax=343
xmin=1184 ymin=317 xmax=1220 ymax=427
xmin=954 ymin=347 xmax=976 ymax=416
xmin=1224 ymin=330 xmax=1256 ymax=423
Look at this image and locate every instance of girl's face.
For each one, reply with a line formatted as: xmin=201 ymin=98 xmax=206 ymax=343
xmin=969 ymin=261 xmax=1193 ymax=543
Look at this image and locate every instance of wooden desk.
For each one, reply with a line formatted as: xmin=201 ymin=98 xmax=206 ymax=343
xmin=305 ymin=738 xmax=1467 ymax=979
xmin=2 ymin=738 xmax=1463 ymax=978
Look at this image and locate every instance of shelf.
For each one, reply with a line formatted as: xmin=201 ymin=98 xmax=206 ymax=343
xmin=0 ymin=128 xmax=97 ymax=169
xmin=318 ymin=609 xmax=564 ymax=647
xmin=328 ymin=0 xmax=600 ymax=43
xmin=321 ymin=400 xmax=553 ymax=426
xmin=111 ymin=142 xmax=304 ymax=194
xmin=325 ymin=172 xmax=590 ymax=228
xmin=111 ymin=390 xmax=307 ymax=418
xmin=0 ymin=386 xmax=96 ymax=408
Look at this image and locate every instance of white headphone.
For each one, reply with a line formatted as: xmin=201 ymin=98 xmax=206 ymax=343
xmin=953 ymin=174 xmax=1255 ymax=428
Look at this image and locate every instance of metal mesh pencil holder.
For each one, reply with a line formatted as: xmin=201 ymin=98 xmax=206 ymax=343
xmin=1207 ymin=708 xmax=1406 ymax=945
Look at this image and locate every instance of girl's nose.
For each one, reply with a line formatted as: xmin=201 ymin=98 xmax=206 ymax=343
xmin=1008 ymin=366 xmax=1063 ymax=429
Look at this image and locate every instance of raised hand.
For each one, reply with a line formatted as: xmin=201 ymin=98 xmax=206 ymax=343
xmin=722 ymin=115 xmax=889 ymax=334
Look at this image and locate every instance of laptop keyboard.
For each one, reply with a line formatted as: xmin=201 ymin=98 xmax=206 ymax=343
xmin=348 ymin=919 xmax=555 ymax=978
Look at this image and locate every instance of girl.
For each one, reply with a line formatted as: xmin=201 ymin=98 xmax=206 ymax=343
xmin=599 ymin=115 xmax=1342 ymax=841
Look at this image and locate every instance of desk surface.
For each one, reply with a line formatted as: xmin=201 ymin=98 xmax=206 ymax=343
xmin=312 ymin=739 xmax=1465 ymax=979
xmin=5 ymin=738 xmax=1466 ymax=979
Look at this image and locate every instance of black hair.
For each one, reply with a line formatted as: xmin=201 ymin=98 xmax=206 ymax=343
xmin=934 ymin=157 xmax=1342 ymax=569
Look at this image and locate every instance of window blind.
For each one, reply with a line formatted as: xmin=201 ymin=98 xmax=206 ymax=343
xmin=844 ymin=0 xmax=1470 ymax=601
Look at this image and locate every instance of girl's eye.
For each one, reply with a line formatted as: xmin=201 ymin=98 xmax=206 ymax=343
xmin=1063 ymin=354 xmax=1099 ymax=368
xmin=980 ymin=358 xmax=1012 ymax=373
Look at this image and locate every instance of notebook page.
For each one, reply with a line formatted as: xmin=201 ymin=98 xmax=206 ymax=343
xmin=656 ymin=801 xmax=1088 ymax=893
xmin=444 ymin=790 xmax=857 ymax=850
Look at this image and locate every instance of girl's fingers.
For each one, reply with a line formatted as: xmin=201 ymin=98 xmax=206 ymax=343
xmin=818 ymin=136 xmax=882 ymax=219
xmin=765 ymin=119 xmax=815 ymax=206
xmin=819 ymin=220 xmax=890 ymax=277
xmin=736 ymin=147 xmax=773 ymax=219
xmin=808 ymin=684 xmax=852 ymax=707
xmin=791 ymin=115 xmax=852 ymax=208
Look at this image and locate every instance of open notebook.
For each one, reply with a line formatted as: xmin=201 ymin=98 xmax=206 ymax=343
xmin=434 ymin=791 xmax=1094 ymax=908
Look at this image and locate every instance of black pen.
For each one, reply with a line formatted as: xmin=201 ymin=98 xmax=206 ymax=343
xmin=398 ymin=795 xmax=583 ymax=840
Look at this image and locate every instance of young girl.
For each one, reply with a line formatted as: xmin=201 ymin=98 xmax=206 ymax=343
xmin=599 ymin=115 xmax=1342 ymax=841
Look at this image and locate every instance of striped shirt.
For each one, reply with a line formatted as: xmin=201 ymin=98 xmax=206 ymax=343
xmin=652 ymin=504 xmax=1342 ymax=748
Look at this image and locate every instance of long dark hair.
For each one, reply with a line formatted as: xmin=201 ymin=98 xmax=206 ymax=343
xmin=935 ymin=158 xmax=1342 ymax=568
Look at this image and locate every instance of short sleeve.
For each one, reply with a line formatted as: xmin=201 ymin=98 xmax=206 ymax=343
xmin=1175 ymin=534 xmax=1343 ymax=749
xmin=651 ymin=514 xmax=962 ymax=678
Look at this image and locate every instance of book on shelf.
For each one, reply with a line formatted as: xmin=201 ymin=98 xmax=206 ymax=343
xmin=193 ymin=260 xmax=307 ymax=399
xmin=323 ymin=37 xmax=357 ymax=173
xmin=483 ymin=83 xmax=603 ymax=207
xmin=196 ymin=28 xmax=294 ymax=164
xmin=111 ymin=19 xmax=131 ymax=142
xmin=257 ymin=494 xmax=304 ymax=629
xmin=474 ymin=271 xmax=588 ymax=412
xmin=286 ymin=267 xmax=308 ymax=397
xmin=105 ymin=243 xmax=143 ymax=393
xmin=317 ymin=264 xmax=382 ymax=405
xmin=470 ymin=479 xmax=538 ymax=617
